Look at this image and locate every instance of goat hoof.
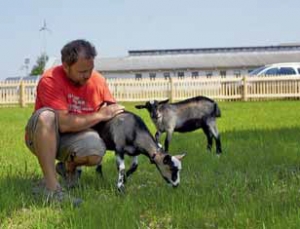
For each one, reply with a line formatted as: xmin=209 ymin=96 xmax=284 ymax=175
xmin=206 ymin=147 xmax=212 ymax=152
xmin=96 ymin=165 xmax=103 ymax=176
xmin=117 ymin=185 xmax=126 ymax=194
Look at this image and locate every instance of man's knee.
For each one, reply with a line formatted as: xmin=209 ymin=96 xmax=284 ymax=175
xmin=72 ymin=140 xmax=106 ymax=166
xmin=25 ymin=108 xmax=57 ymax=155
xmin=76 ymin=131 xmax=106 ymax=157
xmin=37 ymin=110 xmax=56 ymax=128
xmin=78 ymin=146 xmax=105 ymax=164
xmin=87 ymin=155 xmax=102 ymax=165
xmin=58 ymin=130 xmax=106 ymax=162
xmin=73 ymin=154 xmax=102 ymax=166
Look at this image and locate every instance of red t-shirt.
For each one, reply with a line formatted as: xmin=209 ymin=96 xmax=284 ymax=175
xmin=35 ymin=65 xmax=115 ymax=114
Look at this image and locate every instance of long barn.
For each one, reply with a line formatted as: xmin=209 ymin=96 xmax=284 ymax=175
xmin=49 ymin=43 xmax=300 ymax=79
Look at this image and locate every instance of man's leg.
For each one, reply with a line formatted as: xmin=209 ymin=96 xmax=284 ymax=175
xmin=57 ymin=129 xmax=106 ymax=188
xmin=34 ymin=111 xmax=60 ymax=190
xmin=25 ymin=108 xmax=82 ymax=206
xmin=25 ymin=108 xmax=60 ymax=191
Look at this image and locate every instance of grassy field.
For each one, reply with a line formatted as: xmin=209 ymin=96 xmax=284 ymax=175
xmin=0 ymin=100 xmax=300 ymax=228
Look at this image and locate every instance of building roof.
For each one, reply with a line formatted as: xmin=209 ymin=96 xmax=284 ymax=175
xmin=4 ymin=75 xmax=40 ymax=81
xmin=128 ymin=44 xmax=300 ymax=56
xmin=52 ymin=44 xmax=300 ymax=72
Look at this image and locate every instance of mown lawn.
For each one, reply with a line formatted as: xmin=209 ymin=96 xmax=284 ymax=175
xmin=0 ymin=100 xmax=300 ymax=228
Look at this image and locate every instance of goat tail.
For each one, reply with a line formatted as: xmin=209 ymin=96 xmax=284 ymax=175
xmin=214 ymin=103 xmax=221 ymax=118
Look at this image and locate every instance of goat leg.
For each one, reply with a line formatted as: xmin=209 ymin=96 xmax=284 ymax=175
xmin=155 ymin=131 xmax=161 ymax=143
xmin=202 ymin=125 xmax=213 ymax=152
xmin=216 ymin=137 xmax=222 ymax=155
xmin=164 ymin=130 xmax=173 ymax=152
xmin=126 ymin=156 xmax=138 ymax=178
xmin=116 ymin=155 xmax=126 ymax=192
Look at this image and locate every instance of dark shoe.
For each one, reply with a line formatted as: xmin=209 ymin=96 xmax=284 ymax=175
xmin=56 ymin=162 xmax=81 ymax=189
xmin=44 ymin=187 xmax=82 ymax=207
xmin=32 ymin=181 xmax=82 ymax=207
xmin=32 ymin=179 xmax=46 ymax=196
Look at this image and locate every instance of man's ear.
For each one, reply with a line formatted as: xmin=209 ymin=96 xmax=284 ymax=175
xmin=62 ymin=62 xmax=69 ymax=73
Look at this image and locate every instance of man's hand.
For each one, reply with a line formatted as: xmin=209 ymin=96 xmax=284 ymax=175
xmin=98 ymin=103 xmax=124 ymax=121
xmin=57 ymin=103 xmax=124 ymax=133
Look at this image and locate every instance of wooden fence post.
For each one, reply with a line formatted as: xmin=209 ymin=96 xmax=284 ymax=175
xmin=242 ymin=76 xmax=248 ymax=101
xmin=169 ymin=77 xmax=175 ymax=102
xmin=19 ymin=81 xmax=26 ymax=107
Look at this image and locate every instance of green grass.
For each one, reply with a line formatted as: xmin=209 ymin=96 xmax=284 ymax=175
xmin=1 ymin=101 xmax=300 ymax=228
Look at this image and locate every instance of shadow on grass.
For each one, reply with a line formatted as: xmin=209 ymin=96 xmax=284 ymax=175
xmin=0 ymin=175 xmax=34 ymax=216
xmin=0 ymin=160 xmax=118 ymax=219
xmin=1 ymin=126 xmax=300 ymax=228
xmin=161 ymin=126 xmax=300 ymax=197
xmin=169 ymin=126 xmax=300 ymax=156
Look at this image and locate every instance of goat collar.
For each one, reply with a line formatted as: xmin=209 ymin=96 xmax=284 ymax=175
xmin=150 ymin=153 xmax=156 ymax=164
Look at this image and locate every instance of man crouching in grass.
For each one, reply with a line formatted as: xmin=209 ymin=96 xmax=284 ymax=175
xmin=24 ymin=39 xmax=124 ymax=206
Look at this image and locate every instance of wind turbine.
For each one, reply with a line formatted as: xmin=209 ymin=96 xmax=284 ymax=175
xmin=39 ymin=19 xmax=51 ymax=68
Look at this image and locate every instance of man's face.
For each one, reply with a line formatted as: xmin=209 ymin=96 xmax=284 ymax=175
xmin=63 ymin=54 xmax=94 ymax=86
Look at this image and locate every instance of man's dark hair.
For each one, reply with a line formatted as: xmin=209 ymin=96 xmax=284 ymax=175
xmin=61 ymin=39 xmax=97 ymax=66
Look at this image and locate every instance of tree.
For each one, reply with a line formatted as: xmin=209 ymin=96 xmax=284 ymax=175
xmin=30 ymin=53 xmax=48 ymax=76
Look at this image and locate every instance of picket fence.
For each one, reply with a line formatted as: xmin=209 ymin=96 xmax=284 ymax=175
xmin=1 ymin=76 xmax=300 ymax=107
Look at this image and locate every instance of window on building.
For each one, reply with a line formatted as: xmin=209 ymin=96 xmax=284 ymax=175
xmin=163 ymin=72 xmax=170 ymax=80
xmin=234 ymin=70 xmax=241 ymax=77
xmin=206 ymin=71 xmax=213 ymax=78
xmin=177 ymin=71 xmax=185 ymax=79
xmin=191 ymin=71 xmax=199 ymax=78
xmin=135 ymin=73 xmax=142 ymax=80
xmin=220 ymin=70 xmax=226 ymax=78
xmin=149 ymin=72 xmax=156 ymax=80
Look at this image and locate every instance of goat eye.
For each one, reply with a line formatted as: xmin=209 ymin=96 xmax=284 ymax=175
xmin=163 ymin=155 xmax=171 ymax=164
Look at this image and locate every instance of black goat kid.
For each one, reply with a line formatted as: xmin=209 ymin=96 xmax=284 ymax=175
xmin=136 ymin=96 xmax=222 ymax=155
xmin=92 ymin=111 xmax=186 ymax=192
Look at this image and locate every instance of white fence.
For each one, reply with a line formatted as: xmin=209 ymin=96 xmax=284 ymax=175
xmin=1 ymin=76 xmax=300 ymax=107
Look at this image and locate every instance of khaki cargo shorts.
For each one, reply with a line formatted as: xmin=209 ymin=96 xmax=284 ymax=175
xmin=25 ymin=107 xmax=106 ymax=162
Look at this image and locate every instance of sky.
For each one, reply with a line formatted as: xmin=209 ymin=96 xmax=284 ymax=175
xmin=1 ymin=0 xmax=300 ymax=80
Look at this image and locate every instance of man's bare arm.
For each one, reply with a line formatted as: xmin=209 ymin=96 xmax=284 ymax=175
xmin=58 ymin=104 xmax=124 ymax=133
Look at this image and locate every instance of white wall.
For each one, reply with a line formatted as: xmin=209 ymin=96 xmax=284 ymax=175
xmin=102 ymin=68 xmax=253 ymax=79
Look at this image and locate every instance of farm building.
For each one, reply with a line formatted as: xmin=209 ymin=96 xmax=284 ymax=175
xmin=2 ymin=44 xmax=300 ymax=82
xmin=48 ymin=43 xmax=300 ymax=80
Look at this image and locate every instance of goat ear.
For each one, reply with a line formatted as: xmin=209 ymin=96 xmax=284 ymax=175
xmin=175 ymin=153 xmax=187 ymax=161
xmin=135 ymin=105 xmax=146 ymax=109
xmin=159 ymin=99 xmax=169 ymax=105
xmin=163 ymin=154 xmax=172 ymax=164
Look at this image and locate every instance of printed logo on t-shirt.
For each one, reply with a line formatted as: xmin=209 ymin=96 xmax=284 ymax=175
xmin=67 ymin=93 xmax=94 ymax=113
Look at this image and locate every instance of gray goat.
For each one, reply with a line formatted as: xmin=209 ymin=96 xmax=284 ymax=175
xmin=93 ymin=111 xmax=186 ymax=192
xmin=135 ymin=96 xmax=222 ymax=155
